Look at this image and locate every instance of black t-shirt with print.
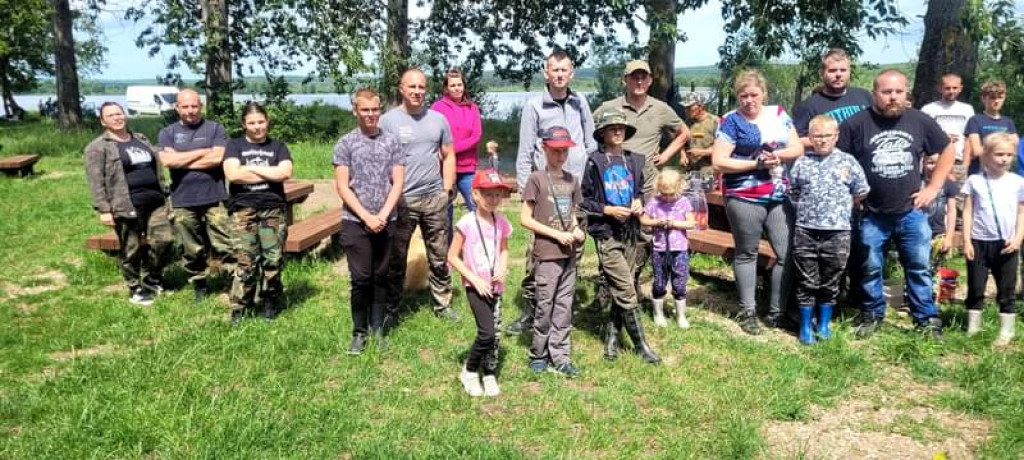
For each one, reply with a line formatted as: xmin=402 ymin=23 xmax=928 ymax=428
xmin=792 ymin=87 xmax=873 ymax=136
xmin=223 ymin=137 xmax=292 ymax=211
xmin=837 ymin=108 xmax=950 ymax=214
xmin=118 ymin=137 xmax=164 ymax=210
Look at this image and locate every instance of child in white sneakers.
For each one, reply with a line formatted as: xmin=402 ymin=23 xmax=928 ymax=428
xmin=639 ymin=169 xmax=695 ymax=329
xmin=449 ymin=169 xmax=513 ymax=396
xmin=962 ymin=132 xmax=1024 ymax=346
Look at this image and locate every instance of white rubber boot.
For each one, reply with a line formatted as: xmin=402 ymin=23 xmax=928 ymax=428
xmin=995 ymin=313 xmax=1016 ymax=347
xmin=967 ymin=310 xmax=983 ymax=336
xmin=675 ymin=298 xmax=690 ymax=328
xmin=652 ymin=298 xmax=668 ymax=327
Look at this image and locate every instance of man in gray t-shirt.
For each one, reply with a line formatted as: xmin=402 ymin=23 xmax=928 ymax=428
xmin=380 ymin=68 xmax=458 ymax=321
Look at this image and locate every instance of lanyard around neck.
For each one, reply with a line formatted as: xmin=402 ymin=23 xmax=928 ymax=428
xmin=474 ymin=212 xmax=498 ymax=279
xmin=983 ymin=172 xmax=1005 ymax=240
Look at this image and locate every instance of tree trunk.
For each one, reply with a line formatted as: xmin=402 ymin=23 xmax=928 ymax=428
xmin=385 ymin=0 xmax=410 ymax=106
xmin=911 ymin=0 xmax=978 ymax=108
xmin=201 ymin=0 xmax=233 ymax=120
xmin=646 ymin=0 xmax=677 ymax=102
xmin=792 ymin=69 xmax=809 ymax=110
xmin=0 ymin=56 xmax=26 ymax=119
xmin=52 ymin=0 xmax=82 ymax=129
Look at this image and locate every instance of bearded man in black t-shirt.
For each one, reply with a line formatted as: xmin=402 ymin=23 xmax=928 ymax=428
xmin=837 ymin=69 xmax=955 ymax=339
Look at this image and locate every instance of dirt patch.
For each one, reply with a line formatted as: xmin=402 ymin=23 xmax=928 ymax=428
xmin=1 ymin=270 xmax=68 ymax=299
xmin=296 ymin=181 xmax=342 ymax=219
xmin=48 ymin=339 xmax=154 ymax=362
xmin=762 ymin=366 xmax=990 ymax=459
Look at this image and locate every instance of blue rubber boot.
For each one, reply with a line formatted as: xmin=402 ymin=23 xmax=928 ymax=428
xmin=817 ymin=303 xmax=833 ymax=340
xmin=799 ymin=306 xmax=816 ymax=345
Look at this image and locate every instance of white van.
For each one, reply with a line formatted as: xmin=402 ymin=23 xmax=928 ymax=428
xmin=125 ymin=86 xmax=179 ymax=116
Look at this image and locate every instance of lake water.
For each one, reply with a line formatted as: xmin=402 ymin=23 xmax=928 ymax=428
xmin=14 ymin=91 xmax=587 ymax=120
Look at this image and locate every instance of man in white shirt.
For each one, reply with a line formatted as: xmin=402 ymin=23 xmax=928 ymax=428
xmin=921 ymin=73 xmax=975 ymax=168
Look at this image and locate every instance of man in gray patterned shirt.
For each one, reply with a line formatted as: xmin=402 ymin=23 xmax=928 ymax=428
xmin=789 ymin=115 xmax=869 ymax=345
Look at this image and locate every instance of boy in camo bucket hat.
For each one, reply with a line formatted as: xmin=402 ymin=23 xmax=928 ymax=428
xmin=581 ymin=110 xmax=662 ymax=364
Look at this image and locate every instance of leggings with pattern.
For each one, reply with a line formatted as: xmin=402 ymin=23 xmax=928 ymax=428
xmin=652 ymin=250 xmax=689 ymax=300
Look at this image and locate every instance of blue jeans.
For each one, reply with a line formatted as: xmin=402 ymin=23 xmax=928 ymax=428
xmin=448 ymin=172 xmax=477 ymax=246
xmin=856 ymin=209 xmax=937 ymax=325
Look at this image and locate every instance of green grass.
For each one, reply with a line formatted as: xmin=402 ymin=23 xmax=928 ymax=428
xmin=1 ymin=119 xmax=1023 ymax=458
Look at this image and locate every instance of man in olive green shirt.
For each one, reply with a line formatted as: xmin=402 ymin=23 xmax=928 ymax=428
xmin=681 ymin=92 xmax=718 ymax=175
xmin=594 ymin=60 xmax=690 ymax=195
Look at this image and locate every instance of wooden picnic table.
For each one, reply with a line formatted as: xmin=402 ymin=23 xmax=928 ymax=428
xmin=86 ymin=180 xmax=318 ymax=252
xmin=688 ymin=189 xmax=777 ymax=268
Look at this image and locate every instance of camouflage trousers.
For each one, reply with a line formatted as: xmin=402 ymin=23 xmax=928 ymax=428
xmin=387 ymin=190 xmax=453 ymax=314
xmin=229 ymin=207 xmax=286 ymax=313
xmin=114 ymin=204 xmax=175 ymax=292
xmin=172 ymin=203 xmax=235 ymax=283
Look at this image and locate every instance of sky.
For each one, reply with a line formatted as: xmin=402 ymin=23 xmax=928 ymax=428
xmin=94 ymin=0 xmax=930 ymax=81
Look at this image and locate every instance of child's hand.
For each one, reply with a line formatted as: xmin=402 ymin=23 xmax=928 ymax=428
xmin=572 ymin=227 xmax=586 ymax=243
xmin=468 ymin=274 xmax=494 ymax=299
xmin=1002 ymin=240 xmax=1021 ymax=255
xmin=964 ymin=243 xmax=975 ymax=261
xmin=940 ymin=236 xmax=954 ymax=254
xmin=492 ymin=270 xmax=507 ymax=285
xmin=555 ymin=231 xmax=576 ymax=247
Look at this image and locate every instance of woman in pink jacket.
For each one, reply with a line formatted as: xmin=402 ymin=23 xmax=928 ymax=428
xmin=431 ymin=68 xmax=483 ymax=213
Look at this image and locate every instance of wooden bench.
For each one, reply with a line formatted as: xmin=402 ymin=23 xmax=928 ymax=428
xmin=86 ymin=181 xmax=317 ymax=252
xmin=689 ymin=228 xmax=777 ymax=269
xmin=0 ymin=154 xmax=40 ymax=177
xmin=284 ymin=208 xmax=342 ymax=253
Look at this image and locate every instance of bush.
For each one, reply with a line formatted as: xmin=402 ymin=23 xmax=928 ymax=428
xmin=223 ymin=101 xmax=356 ymax=144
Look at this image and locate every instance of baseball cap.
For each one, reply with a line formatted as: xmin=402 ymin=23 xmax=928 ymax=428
xmin=623 ymin=60 xmax=651 ymax=76
xmin=540 ymin=126 xmax=576 ymax=148
xmin=681 ymin=92 xmax=706 ymax=107
xmin=471 ymin=168 xmax=513 ymax=191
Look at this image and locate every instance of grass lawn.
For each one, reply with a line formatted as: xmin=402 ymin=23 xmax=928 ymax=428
xmin=1 ymin=118 xmax=1022 ymax=459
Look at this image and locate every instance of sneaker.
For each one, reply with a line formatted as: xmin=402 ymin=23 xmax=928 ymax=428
xmin=738 ymin=312 xmax=760 ymax=335
xmin=529 ymin=359 xmax=548 ymax=374
xmin=459 ymin=367 xmax=483 ymax=397
xmin=550 ymin=362 xmax=581 ymax=378
xmin=481 ymin=375 xmax=500 ymax=397
xmin=129 ymin=288 xmax=155 ymax=307
xmin=855 ymin=316 xmax=883 ymax=339
xmin=347 ymin=334 xmax=367 ymax=355
xmin=436 ymin=307 xmax=460 ymax=323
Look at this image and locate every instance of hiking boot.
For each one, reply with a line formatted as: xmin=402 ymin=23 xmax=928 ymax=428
xmin=262 ymin=297 xmax=281 ymax=321
xmin=550 ymin=362 xmax=581 ymax=378
xmin=229 ymin=310 xmax=244 ymax=328
xmin=459 ymin=366 xmax=483 ymax=397
xmin=436 ymin=307 xmax=460 ymax=323
xmin=738 ymin=311 xmax=761 ymax=335
xmin=481 ymin=375 xmax=500 ymax=397
xmin=347 ymin=334 xmax=368 ymax=355
xmin=855 ymin=316 xmax=883 ymax=339
xmin=529 ymin=359 xmax=548 ymax=374
xmin=505 ymin=306 xmax=534 ymax=335
xmin=916 ymin=317 xmax=943 ymax=340
xmin=193 ymin=280 xmax=209 ymax=304
xmin=129 ymin=287 xmax=155 ymax=307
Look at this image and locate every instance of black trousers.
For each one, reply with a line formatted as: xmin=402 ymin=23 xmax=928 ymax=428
xmin=792 ymin=226 xmax=851 ymax=306
xmin=465 ymin=289 xmax=501 ymax=375
xmin=966 ymin=239 xmax=1018 ymax=314
xmin=341 ymin=220 xmax=393 ymax=335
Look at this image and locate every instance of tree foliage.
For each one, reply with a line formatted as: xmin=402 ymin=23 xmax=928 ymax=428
xmin=717 ymin=0 xmax=907 ymax=108
xmin=0 ymin=0 xmax=104 ymax=118
xmin=968 ymin=0 xmax=1024 ymax=119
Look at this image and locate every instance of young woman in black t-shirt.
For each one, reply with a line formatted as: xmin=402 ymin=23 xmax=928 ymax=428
xmin=223 ymin=102 xmax=293 ymax=326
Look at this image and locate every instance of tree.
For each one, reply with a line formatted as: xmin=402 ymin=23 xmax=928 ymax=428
xmin=911 ymin=0 xmax=979 ymax=107
xmin=53 ymin=0 xmax=83 ymax=129
xmin=0 ymin=0 xmax=104 ymax=120
xmin=968 ymin=0 xmax=1024 ymax=119
xmin=645 ymin=0 xmax=710 ymax=102
xmin=718 ymin=0 xmax=907 ymax=108
xmin=201 ymin=0 xmax=231 ymax=119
